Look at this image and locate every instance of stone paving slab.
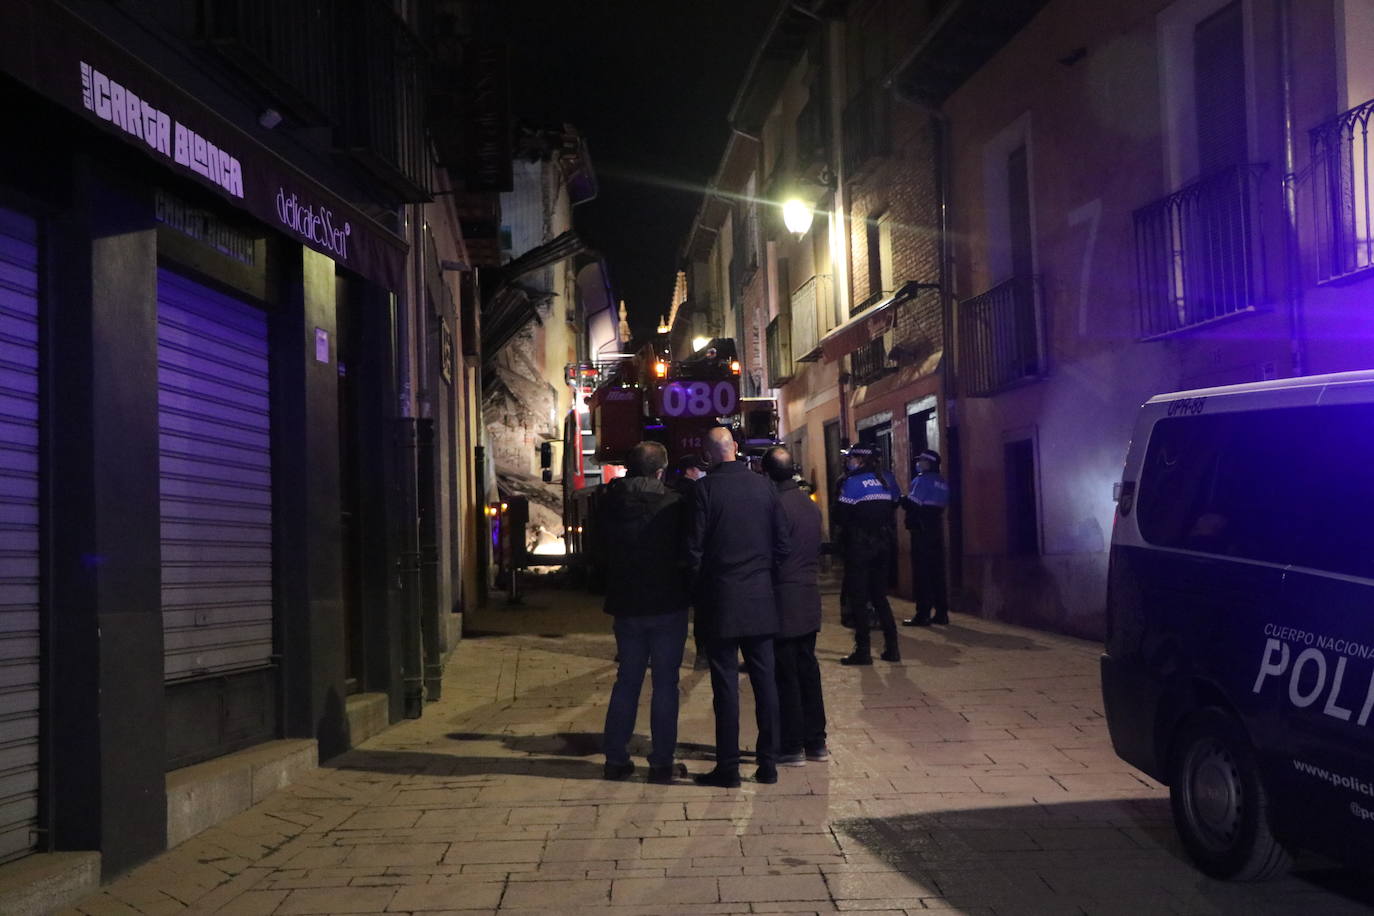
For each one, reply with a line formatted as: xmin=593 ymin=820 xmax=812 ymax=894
xmin=62 ymin=585 xmax=1374 ymax=914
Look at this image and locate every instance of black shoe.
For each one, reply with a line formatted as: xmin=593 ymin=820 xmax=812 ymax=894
xmin=932 ymin=613 xmax=950 ymax=624
xmin=840 ymin=652 xmax=872 ymax=666
xmin=880 ymin=648 xmax=901 ymax=662
xmin=754 ymin=765 xmax=778 ymax=784
xmin=692 ymin=767 xmax=741 ymax=788
xmin=648 ymin=763 xmax=687 ymax=784
xmin=902 ymin=615 xmax=931 ymax=627
xmin=603 ymin=761 xmax=635 ymax=781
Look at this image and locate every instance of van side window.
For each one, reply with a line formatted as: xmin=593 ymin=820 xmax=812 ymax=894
xmin=1137 ymin=411 xmax=1296 ymax=565
xmin=1139 ymin=404 xmax=1374 ymax=579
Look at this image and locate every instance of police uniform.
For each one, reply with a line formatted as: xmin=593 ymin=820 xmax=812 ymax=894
xmin=833 ymin=449 xmax=901 ymax=664
xmin=903 ymin=450 xmax=949 ymax=626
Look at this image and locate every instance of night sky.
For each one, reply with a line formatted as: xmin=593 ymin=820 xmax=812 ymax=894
xmin=499 ymin=0 xmax=779 ymax=342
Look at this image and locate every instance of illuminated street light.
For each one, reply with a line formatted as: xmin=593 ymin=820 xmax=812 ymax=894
xmin=782 ymin=197 xmax=815 ymax=237
xmin=691 ymin=335 xmax=710 ymax=352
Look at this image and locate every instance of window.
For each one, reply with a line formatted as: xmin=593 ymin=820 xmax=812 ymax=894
xmin=865 ymin=215 xmax=884 ymax=299
xmin=1004 ymin=438 xmax=1039 ymax=556
xmin=1194 ymin=2 xmax=1247 ymax=174
xmin=1138 ymin=405 xmax=1374 ymax=578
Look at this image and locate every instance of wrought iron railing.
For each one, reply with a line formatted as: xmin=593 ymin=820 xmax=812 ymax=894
xmin=197 ymin=0 xmax=339 ymax=122
xmin=337 ymin=1 xmax=432 ymax=201
xmin=841 ymin=81 xmax=890 ymax=177
xmin=959 ymin=276 xmax=1043 ymax=397
xmin=766 ymin=313 xmax=792 ymax=387
xmin=849 ymin=290 xmax=889 ymax=385
xmin=1133 ymin=163 xmax=1267 ymax=338
xmin=1311 ymin=99 xmax=1374 ymax=282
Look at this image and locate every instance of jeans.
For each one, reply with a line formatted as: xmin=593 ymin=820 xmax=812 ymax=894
xmin=603 ymin=611 xmax=689 ymax=768
xmin=774 ymin=631 xmax=827 ymax=754
xmin=706 ymin=634 xmax=779 ymax=771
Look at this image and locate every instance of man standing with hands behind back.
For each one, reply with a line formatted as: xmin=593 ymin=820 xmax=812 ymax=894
xmin=687 ymin=427 xmax=790 ymax=787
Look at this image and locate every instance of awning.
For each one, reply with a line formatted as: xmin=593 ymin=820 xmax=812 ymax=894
xmin=818 ymin=281 xmax=930 ymax=363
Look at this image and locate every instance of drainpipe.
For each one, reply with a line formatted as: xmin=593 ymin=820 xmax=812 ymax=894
xmin=397 ymin=205 xmax=424 ymax=719
xmin=1279 ymin=0 xmax=1307 ymax=376
xmin=890 ymin=82 xmax=963 ymax=596
xmin=415 ymin=222 xmax=442 ymax=703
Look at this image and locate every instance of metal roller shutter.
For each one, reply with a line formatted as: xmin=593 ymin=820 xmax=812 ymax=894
xmin=157 ymin=270 xmax=273 ymax=681
xmin=0 ymin=207 xmax=40 ymax=863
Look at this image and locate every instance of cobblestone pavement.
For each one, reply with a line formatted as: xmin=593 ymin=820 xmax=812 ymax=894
xmin=64 ymin=582 xmax=1374 ymax=915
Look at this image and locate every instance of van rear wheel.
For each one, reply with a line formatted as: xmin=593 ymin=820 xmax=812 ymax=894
xmin=1168 ymin=708 xmax=1292 ymax=880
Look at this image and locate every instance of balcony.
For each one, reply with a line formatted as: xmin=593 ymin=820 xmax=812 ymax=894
xmin=848 ymin=290 xmax=891 ymax=385
xmin=196 ymin=0 xmax=432 ymax=202
xmin=841 ymin=82 xmax=890 ymax=177
xmin=1133 ymin=164 xmax=1267 ymax=338
xmin=197 ymin=0 xmax=339 ymax=123
xmin=790 ymin=274 xmax=831 ymax=362
xmin=336 ymin=1 xmax=432 ymax=201
xmin=958 ymin=276 xmax=1043 ymax=397
xmin=766 ymin=313 xmax=792 ymax=387
xmin=1311 ymin=99 xmax=1374 ymax=283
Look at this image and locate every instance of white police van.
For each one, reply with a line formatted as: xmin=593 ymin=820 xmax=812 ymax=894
xmin=1103 ymin=370 xmax=1374 ymax=879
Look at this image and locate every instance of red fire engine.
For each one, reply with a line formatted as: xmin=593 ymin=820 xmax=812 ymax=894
xmin=561 ymin=338 xmax=777 ymax=576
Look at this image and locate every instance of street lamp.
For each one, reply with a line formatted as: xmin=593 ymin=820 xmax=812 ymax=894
xmin=691 ymin=335 xmax=710 ymax=352
xmin=782 ymin=198 xmax=816 ymax=237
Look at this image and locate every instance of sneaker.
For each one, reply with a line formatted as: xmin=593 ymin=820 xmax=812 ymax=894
xmin=692 ymin=767 xmax=741 ymax=788
xmin=754 ymin=765 xmax=779 ymax=784
xmin=840 ymin=652 xmax=872 ymax=666
xmin=902 ymin=615 xmax=931 ymax=626
xmin=777 ymin=751 xmax=806 ymax=767
xmin=805 ymin=746 xmax=831 ymax=762
xmin=880 ymin=647 xmax=901 ymax=662
xmin=603 ymin=761 xmax=635 ymax=781
xmin=648 ymin=762 xmax=687 ymax=784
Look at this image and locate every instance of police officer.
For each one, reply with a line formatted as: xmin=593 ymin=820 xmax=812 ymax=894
xmin=833 ymin=444 xmax=901 ymax=665
xmin=902 ymin=449 xmax=950 ymax=626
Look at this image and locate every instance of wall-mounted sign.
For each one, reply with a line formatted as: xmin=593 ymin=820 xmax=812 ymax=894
xmin=0 ymin=3 xmax=408 ymax=290
xmin=154 ymin=190 xmax=257 ymax=266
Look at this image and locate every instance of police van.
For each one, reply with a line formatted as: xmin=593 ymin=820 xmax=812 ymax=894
xmin=1103 ymin=370 xmax=1374 ymax=880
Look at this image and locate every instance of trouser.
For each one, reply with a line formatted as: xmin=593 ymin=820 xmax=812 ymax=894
xmin=604 ymin=611 xmax=689 ymax=768
xmin=774 ymin=631 xmax=827 ymax=754
xmin=845 ymin=541 xmax=898 ymax=655
xmin=706 ymin=634 xmax=779 ymax=771
xmin=910 ymin=529 xmax=948 ymax=619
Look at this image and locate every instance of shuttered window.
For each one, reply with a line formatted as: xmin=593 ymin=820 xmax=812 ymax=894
xmin=0 ymin=207 xmax=40 ymax=863
xmin=157 ymin=270 xmax=274 ymax=681
xmin=1194 ymin=2 xmax=1248 ymax=174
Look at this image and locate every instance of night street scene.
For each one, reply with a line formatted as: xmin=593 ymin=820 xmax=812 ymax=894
xmin=5 ymin=0 xmax=1374 ymax=913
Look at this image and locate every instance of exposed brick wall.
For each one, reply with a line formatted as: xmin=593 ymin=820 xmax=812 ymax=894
xmin=845 ymin=105 xmax=943 ymax=361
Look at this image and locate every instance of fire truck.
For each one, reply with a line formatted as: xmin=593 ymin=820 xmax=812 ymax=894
xmin=561 ymin=338 xmax=778 ymax=577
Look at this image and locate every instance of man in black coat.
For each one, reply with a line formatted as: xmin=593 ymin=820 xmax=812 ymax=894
xmin=686 ymin=427 xmax=790 ymax=787
xmin=763 ymin=446 xmax=829 ymax=767
xmin=599 ymin=441 xmax=690 ymax=784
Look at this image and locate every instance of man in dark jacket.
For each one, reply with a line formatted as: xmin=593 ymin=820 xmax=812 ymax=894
xmin=669 ymin=453 xmax=712 ymax=670
xmin=686 ymin=427 xmax=790 ymax=787
xmin=763 ymin=446 xmax=829 ymax=767
xmin=599 ymin=441 xmax=690 ymax=784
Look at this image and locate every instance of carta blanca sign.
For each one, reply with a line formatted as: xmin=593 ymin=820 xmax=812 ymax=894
xmin=81 ymin=62 xmax=244 ymax=199
xmin=0 ymin=1 xmax=408 ymax=290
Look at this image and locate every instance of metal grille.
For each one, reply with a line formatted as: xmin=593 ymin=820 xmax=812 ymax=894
xmin=157 ymin=271 xmax=274 ymax=682
xmin=841 ymin=81 xmax=890 ymax=176
xmin=1312 ymin=99 xmax=1374 ymax=282
xmin=0 ymin=208 xmax=40 ymax=864
xmin=1134 ymin=163 xmax=1267 ymax=338
xmin=849 ymin=291 xmax=888 ymax=386
xmin=958 ymin=276 xmax=1043 ymax=397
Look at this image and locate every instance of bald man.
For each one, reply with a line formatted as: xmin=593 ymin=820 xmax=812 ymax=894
xmin=685 ymin=427 xmax=790 ymax=787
